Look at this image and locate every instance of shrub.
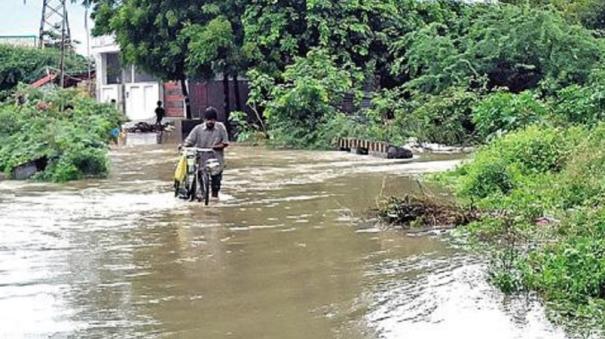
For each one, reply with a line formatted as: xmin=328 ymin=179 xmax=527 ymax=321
xmin=550 ymin=83 xmax=605 ymax=126
xmin=551 ymin=124 xmax=605 ymax=208
xmin=473 ymin=91 xmax=548 ymax=140
xmin=526 ymin=236 xmax=605 ymax=304
xmin=0 ymin=87 xmax=123 ymax=182
xmin=263 ymin=48 xmax=360 ymax=149
xmin=455 ymin=125 xmax=581 ymax=203
xmin=458 ymin=157 xmax=515 ymax=199
xmin=443 ymin=122 xmax=605 ymax=326
xmin=404 ymin=87 xmax=479 ymax=145
xmin=360 ymin=87 xmax=480 ymax=146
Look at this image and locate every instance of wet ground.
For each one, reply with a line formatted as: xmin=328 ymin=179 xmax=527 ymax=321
xmin=0 ymin=145 xmax=566 ymax=338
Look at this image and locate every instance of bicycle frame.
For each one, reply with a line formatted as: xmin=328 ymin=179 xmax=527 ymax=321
xmin=181 ymin=147 xmax=218 ymax=205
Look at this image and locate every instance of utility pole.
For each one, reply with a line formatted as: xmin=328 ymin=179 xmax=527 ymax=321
xmin=85 ymin=0 xmax=92 ymax=95
xmin=59 ymin=3 xmax=66 ymax=88
xmin=38 ymin=0 xmax=71 ymax=88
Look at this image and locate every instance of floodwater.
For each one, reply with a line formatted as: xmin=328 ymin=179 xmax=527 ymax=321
xmin=0 ymin=145 xmax=567 ymax=338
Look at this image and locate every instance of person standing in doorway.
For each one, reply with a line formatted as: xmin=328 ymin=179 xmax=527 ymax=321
xmin=155 ymin=101 xmax=166 ymax=126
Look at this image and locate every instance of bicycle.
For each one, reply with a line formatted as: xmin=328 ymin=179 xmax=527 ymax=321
xmin=174 ymin=147 xmax=221 ymax=206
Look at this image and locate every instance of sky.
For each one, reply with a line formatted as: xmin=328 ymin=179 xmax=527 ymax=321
xmin=0 ymin=0 xmax=90 ymax=55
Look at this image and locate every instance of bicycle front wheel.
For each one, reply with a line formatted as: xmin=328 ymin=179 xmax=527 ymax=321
xmin=203 ymin=172 xmax=210 ymax=206
xmin=189 ymin=173 xmax=198 ymax=202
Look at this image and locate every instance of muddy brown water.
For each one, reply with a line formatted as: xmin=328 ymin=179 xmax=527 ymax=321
xmin=0 ymin=145 xmax=566 ymax=338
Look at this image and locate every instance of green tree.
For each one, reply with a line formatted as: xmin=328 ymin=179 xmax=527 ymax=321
xmin=242 ymin=0 xmax=428 ymax=88
xmin=185 ymin=0 xmax=249 ymax=119
xmin=264 ymin=48 xmax=358 ymax=148
xmin=242 ymin=0 xmax=311 ymax=77
xmin=500 ymin=0 xmax=605 ymax=30
xmin=398 ymin=4 xmax=604 ymax=94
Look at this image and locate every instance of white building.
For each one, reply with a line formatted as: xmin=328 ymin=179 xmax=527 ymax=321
xmin=92 ymin=35 xmax=162 ymax=121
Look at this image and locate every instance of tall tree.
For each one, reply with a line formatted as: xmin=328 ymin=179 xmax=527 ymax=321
xmin=396 ymin=4 xmax=604 ymax=94
xmin=242 ymin=0 xmax=311 ymax=77
xmin=242 ymin=0 xmax=428 ymax=88
xmin=184 ymin=1 xmax=249 ymax=129
xmin=500 ymin=0 xmax=605 ymax=30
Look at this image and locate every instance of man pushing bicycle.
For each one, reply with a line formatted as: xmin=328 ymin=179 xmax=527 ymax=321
xmin=181 ymin=107 xmax=229 ymax=198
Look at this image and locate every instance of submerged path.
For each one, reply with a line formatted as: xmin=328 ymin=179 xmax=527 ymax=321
xmin=0 ymin=146 xmax=564 ymax=338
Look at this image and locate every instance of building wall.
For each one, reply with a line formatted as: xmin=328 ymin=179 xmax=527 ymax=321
xmin=163 ymin=82 xmax=185 ymax=118
xmin=93 ymin=37 xmax=163 ymax=121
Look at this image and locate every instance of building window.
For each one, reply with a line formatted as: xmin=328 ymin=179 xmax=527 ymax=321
xmin=123 ymin=65 xmax=133 ymax=83
xmin=105 ymin=53 xmax=122 ymax=85
xmin=134 ymin=66 xmax=155 ymax=82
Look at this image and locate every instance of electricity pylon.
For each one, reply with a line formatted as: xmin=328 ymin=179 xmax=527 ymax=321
xmin=39 ymin=0 xmax=72 ymax=49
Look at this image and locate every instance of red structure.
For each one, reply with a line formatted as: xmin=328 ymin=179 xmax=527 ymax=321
xmin=163 ymin=79 xmax=251 ymax=123
xmin=31 ymin=73 xmax=57 ymax=88
xmin=163 ymin=82 xmax=185 ymax=118
xmin=31 ymin=71 xmax=95 ymax=90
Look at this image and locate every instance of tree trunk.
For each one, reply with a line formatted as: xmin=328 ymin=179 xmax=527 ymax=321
xmin=180 ymin=78 xmax=191 ymax=120
xmin=223 ymin=73 xmax=231 ymax=136
xmin=233 ymin=73 xmax=243 ymax=112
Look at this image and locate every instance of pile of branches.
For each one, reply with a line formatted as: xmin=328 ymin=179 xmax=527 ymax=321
xmin=125 ymin=122 xmax=167 ymax=133
xmin=376 ymin=194 xmax=477 ymax=229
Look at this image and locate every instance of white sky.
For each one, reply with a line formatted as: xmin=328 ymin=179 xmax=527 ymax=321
xmin=0 ymin=0 xmax=90 ymax=55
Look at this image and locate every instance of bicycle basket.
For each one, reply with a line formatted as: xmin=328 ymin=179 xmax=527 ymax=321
xmin=206 ymin=159 xmax=222 ymax=176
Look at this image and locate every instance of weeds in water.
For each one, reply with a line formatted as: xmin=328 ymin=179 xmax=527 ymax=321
xmin=376 ymin=194 xmax=476 ymax=230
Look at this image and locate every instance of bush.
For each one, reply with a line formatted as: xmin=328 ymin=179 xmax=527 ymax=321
xmin=458 ymin=157 xmax=515 ymax=199
xmin=473 ymin=91 xmax=548 ymax=140
xmin=551 ymin=124 xmax=605 ymax=208
xmin=361 ymin=86 xmax=480 ymax=146
xmin=526 ymin=236 xmax=605 ymax=304
xmin=0 ymin=86 xmax=123 ymax=182
xmin=405 ymin=87 xmax=479 ymax=145
xmin=262 ymin=48 xmax=361 ymax=149
xmin=443 ymin=122 xmax=605 ymax=326
xmin=455 ymin=125 xmax=581 ymax=202
xmin=550 ymin=81 xmax=605 ymax=126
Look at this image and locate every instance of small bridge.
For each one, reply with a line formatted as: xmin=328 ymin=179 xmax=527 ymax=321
xmin=337 ymin=138 xmax=412 ymax=159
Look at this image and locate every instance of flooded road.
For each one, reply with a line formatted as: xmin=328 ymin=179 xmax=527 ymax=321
xmin=0 ymin=145 xmax=565 ymax=338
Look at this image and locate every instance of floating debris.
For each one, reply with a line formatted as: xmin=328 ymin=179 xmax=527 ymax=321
xmin=376 ymin=194 xmax=477 ymax=230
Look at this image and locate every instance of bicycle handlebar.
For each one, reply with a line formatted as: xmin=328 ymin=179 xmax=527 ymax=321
xmin=182 ymin=147 xmax=215 ymax=153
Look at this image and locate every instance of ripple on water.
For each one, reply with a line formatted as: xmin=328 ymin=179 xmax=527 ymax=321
xmin=362 ymin=253 xmax=566 ymax=339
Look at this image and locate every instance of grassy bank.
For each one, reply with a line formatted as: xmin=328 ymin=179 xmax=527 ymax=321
xmin=0 ymin=87 xmax=123 ymax=182
xmin=430 ymin=123 xmax=605 ymax=333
